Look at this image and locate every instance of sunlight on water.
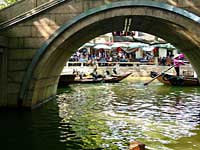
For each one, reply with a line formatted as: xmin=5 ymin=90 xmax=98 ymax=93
xmin=1 ymin=78 xmax=199 ymax=150
xmin=57 ymin=79 xmax=200 ymax=150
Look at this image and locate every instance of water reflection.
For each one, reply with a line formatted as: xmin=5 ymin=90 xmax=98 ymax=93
xmin=0 ymin=99 xmax=65 ymax=150
xmin=57 ymin=80 xmax=200 ymax=150
xmin=0 ymin=79 xmax=200 ymax=150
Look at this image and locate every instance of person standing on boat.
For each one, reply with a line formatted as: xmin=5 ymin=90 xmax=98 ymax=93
xmin=173 ymin=53 xmax=185 ymax=76
xmin=91 ymin=66 xmax=98 ymax=80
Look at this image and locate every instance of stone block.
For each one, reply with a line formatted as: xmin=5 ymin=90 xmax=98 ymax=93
xmin=8 ymin=49 xmax=36 ymax=60
xmin=0 ymin=36 xmax=8 ymax=47
xmin=17 ymin=90 xmax=32 ymax=108
xmin=32 ymin=14 xmax=57 ymax=26
xmin=5 ymin=26 xmax=32 ymax=37
xmin=23 ymin=37 xmax=45 ymax=49
xmin=54 ymin=13 xmax=77 ymax=26
xmin=29 ymin=90 xmax=37 ymax=106
xmin=8 ymin=60 xmax=31 ymax=71
xmin=48 ymin=1 xmax=83 ymax=14
xmin=7 ymin=71 xmax=25 ymax=83
xmin=0 ymin=87 xmax=7 ymax=107
xmin=34 ymin=76 xmax=58 ymax=89
xmin=31 ymin=24 xmax=59 ymax=38
xmin=7 ymin=93 xmax=18 ymax=107
xmin=32 ymin=87 xmax=44 ymax=105
xmin=7 ymin=83 xmax=21 ymax=94
xmin=7 ymin=38 xmax=24 ymax=49
xmin=44 ymin=84 xmax=57 ymax=99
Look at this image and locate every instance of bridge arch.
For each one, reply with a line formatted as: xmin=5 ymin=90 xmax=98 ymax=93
xmin=20 ymin=1 xmax=200 ymax=108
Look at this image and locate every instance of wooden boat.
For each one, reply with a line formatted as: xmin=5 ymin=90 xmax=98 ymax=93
xmin=58 ymin=74 xmax=76 ymax=86
xmin=73 ymin=72 xmax=132 ymax=84
xmin=150 ymin=71 xmax=199 ymax=86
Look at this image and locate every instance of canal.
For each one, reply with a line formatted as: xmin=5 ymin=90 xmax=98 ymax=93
xmin=0 ymin=77 xmax=200 ymax=150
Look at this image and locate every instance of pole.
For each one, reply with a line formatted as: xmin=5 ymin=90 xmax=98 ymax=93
xmin=144 ymin=65 xmax=175 ymax=86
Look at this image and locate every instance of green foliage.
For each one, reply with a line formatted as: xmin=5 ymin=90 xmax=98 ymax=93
xmin=4 ymin=0 xmax=18 ymax=5
xmin=0 ymin=4 xmax=5 ymax=9
xmin=0 ymin=0 xmax=18 ymax=9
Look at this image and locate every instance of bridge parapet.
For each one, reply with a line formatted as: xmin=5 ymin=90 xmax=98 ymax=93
xmin=1 ymin=0 xmax=200 ymax=25
xmin=0 ymin=0 xmax=34 ymax=22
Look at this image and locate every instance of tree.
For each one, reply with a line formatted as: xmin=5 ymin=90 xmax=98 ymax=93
xmin=5 ymin=0 xmax=18 ymax=5
xmin=0 ymin=0 xmax=18 ymax=9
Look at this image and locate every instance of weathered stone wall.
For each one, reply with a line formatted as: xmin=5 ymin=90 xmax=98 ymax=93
xmin=0 ymin=0 xmax=200 ymax=22
xmin=1 ymin=0 xmax=200 ymax=23
xmin=0 ymin=0 xmax=35 ymax=22
xmin=62 ymin=64 xmax=194 ymax=77
xmin=0 ymin=36 xmax=7 ymax=107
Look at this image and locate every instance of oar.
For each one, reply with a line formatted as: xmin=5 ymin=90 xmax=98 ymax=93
xmin=144 ymin=65 xmax=175 ymax=86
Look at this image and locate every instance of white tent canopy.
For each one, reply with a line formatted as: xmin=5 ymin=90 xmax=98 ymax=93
xmin=93 ymin=44 xmax=111 ymax=50
xmin=78 ymin=42 xmax=95 ymax=50
xmin=111 ymin=42 xmax=129 ymax=49
xmin=128 ymin=42 xmax=149 ymax=49
xmin=152 ymin=43 xmax=175 ymax=49
xmin=141 ymin=46 xmax=155 ymax=51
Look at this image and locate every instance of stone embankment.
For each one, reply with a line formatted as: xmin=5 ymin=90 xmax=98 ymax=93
xmin=62 ymin=64 xmax=194 ymax=77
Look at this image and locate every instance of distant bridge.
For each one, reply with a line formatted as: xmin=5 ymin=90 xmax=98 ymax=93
xmin=0 ymin=0 xmax=200 ymax=109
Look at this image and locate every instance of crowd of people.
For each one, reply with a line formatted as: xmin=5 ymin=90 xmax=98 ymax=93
xmin=68 ymin=46 xmax=191 ymax=78
xmin=68 ymin=48 xmax=133 ymax=66
xmin=158 ymin=56 xmax=173 ymax=66
xmin=68 ymin=47 xmax=175 ymax=66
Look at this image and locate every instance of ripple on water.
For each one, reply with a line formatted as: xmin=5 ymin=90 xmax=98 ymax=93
xmin=56 ymin=81 xmax=200 ymax=150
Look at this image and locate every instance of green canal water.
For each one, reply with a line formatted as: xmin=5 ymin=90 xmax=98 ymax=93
xmin=1 ymin=78 xmax=200 ymax=150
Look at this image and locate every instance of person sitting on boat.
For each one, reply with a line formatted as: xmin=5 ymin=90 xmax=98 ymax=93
xmin=90 ymin=67 xmax=104 ymax=80
xmin=90 ymin=67 xmax=98 ymax=80
xmin=79 ymin=71 xmax=84 ymax=80
xmin=173 ymin=53 xmax=185 ymax=76
xmin=106 ymin=70 xmax=110 ymax=76
xmin=112 ymin=68 xmax=118 ymax=75
xmin=73 ymin=69 xmax=76 ymax=74
xmin=104 ymin=70 xmax=112 ymax=78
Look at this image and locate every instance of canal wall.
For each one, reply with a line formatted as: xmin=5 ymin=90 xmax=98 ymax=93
xmin=62 ymin=64 xmax=195 ymax=77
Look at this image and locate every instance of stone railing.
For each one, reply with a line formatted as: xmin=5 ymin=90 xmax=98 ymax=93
xmin=62 ymin=61 xmax=194 ymax=77
xmin=0 ymin=0 xmax=68 ymax=30
xmin=65 ymin=61 xmax=155 ymax=67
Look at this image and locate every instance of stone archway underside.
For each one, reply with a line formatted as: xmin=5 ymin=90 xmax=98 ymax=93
xmin=20 ymin=1 xmax=200 ymax=108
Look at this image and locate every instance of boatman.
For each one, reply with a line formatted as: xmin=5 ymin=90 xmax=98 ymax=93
xmin=173 ymin=53 xmax=185 ymax=76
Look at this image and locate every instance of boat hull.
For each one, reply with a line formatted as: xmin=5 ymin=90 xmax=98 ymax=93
xmin=151 ymin=71 xmax=199 ymax=86
xmin=58 ymin=74 xmax=76 ymax=86
xmin=73 ymin=72 xmax=132 ymax=84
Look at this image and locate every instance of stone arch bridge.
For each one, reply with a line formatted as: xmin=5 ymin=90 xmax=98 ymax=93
xmin=0 ymin=0 xmax=200 ymax=109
